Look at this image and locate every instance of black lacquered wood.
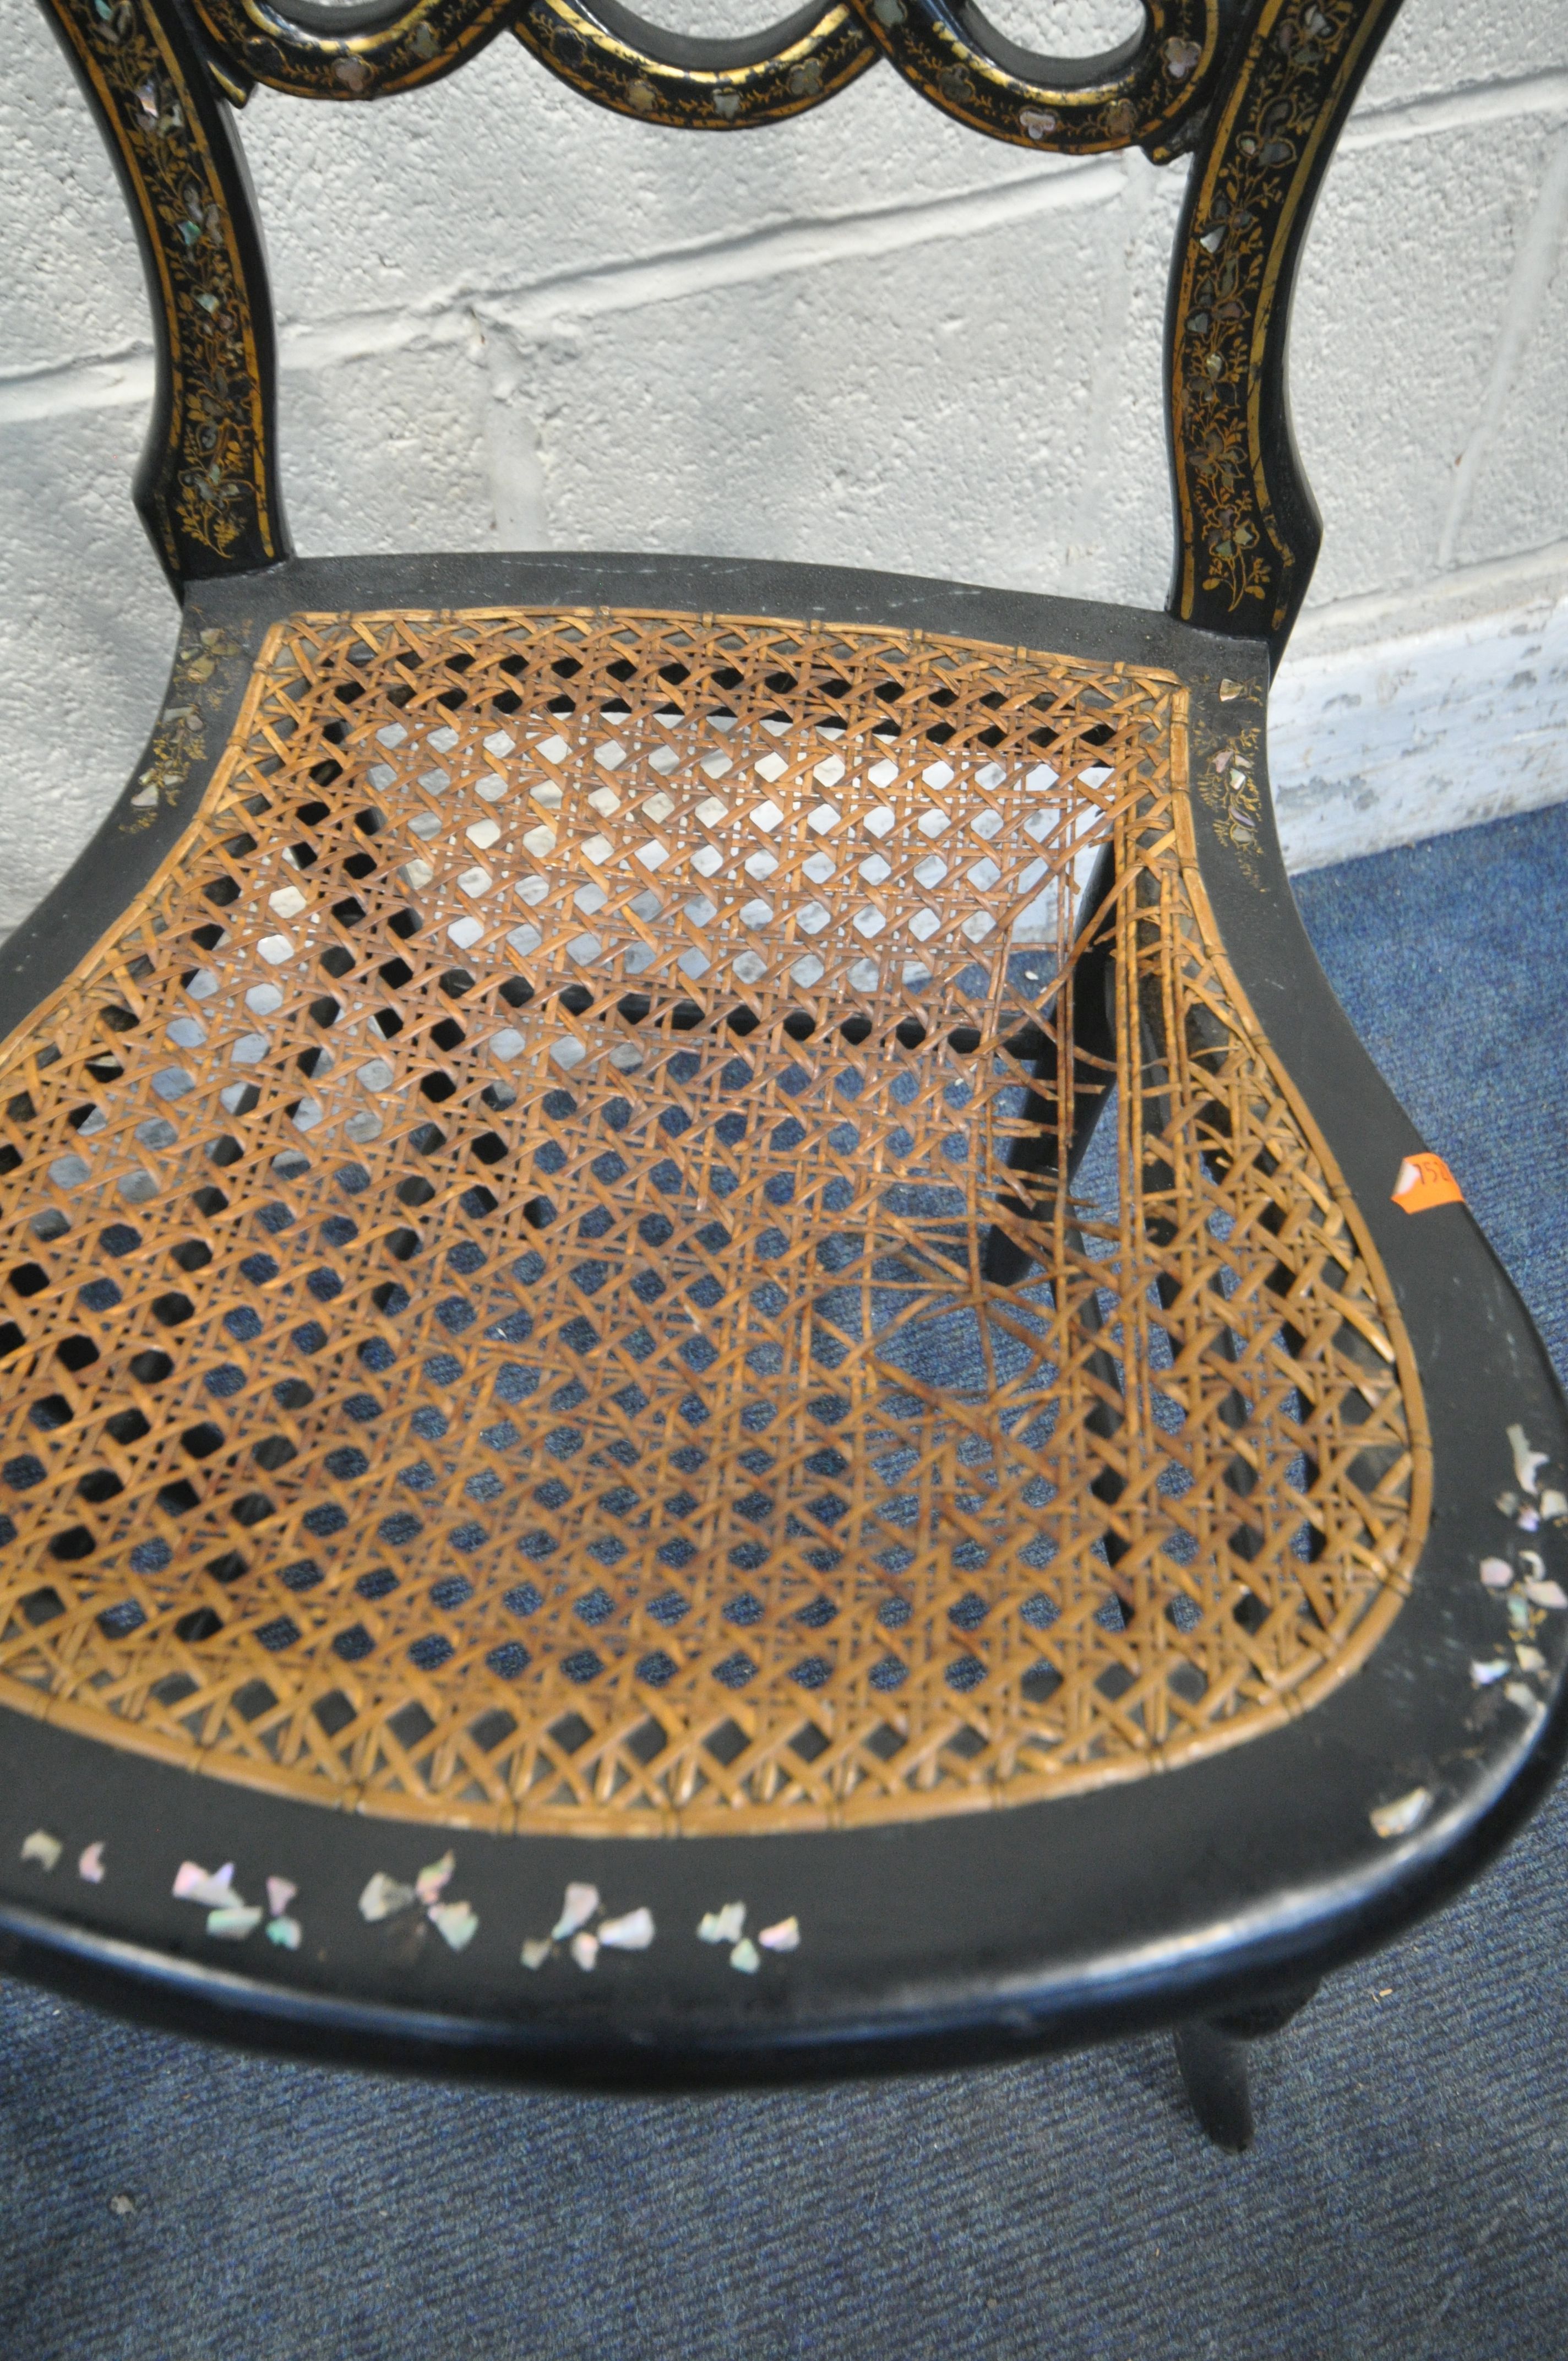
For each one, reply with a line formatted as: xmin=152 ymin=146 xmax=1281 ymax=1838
xmin=40 ymin=0 xmax=1406 ymax=656
xmin=192 ymin=0 xmax=880 ymax=127
xmin=37 ymin=0 xmax=291 ymax=592
xmin=20 ymin=0 xmax=1567 ymax=2123
xmin=854 ymin=0 xmax=1221 ymax=155
xmin=188 ymin=0 xmax=1224 ymax=148
xmin=1173 ymin=1978 xmax=1317 ymax=2148
xmin=1165 ymin=0 xmax=1407 ymax=663
xmin=0 ymin=552 xmax=1562 ymax=2090
xmin=1173 ymin=2020 xmax=1255 ymax=2148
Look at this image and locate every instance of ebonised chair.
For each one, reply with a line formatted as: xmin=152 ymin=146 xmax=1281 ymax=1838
xmin=7 ymin=0 xmax=1565 ymax=2152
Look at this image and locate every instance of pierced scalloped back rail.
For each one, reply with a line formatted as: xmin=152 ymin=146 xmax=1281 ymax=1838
xmin=0 ymin=607 xmax=1425 ymax=1832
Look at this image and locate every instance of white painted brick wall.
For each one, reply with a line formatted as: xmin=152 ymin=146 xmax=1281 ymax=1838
xmin=2 ymin=0 xmax=1565 ymax=938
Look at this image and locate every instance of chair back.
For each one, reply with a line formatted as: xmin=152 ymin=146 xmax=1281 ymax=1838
xmin=40 ymin=0 xmax=1404 ymax=660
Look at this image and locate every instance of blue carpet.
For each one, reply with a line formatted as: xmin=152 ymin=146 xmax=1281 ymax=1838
xmin=2 ymin=802 xmax=1565 ymax=2361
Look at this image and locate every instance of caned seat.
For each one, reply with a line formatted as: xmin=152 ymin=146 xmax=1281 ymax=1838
xmin=9 ymin=0 xmax=1566 ymax=2145
xmin=1 ymin=592 xmax=1418 ymax=1830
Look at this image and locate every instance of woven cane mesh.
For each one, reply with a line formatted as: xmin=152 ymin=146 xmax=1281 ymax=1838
xmin=0 ymin=607 xmax=1424 ymax=1833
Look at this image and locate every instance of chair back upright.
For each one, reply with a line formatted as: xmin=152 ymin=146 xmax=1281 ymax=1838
xmin=39 ymin=0 xmax=1404 ymax=661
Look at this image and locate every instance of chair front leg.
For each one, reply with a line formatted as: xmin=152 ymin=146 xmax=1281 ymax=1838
xmin=1172 ymin=1981 xmax=1321 ymax=2151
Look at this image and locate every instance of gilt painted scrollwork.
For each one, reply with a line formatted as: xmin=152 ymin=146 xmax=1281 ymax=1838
xmin=190 ymin=0 xmax=1223 ymax=150
xmin=186 ymin=0 xmax=511 ymax=102
xmin=1167 ymin=0 xmax=1404 ymax=658
xmin=514 ymin=1 xmax=876 ymax=133
xmin=855 ymin=0 xmax=1218 ymax=157
xmin=189 ymin=0 xmax=878 ymax=121
xmin=42 ymin=0 xmax=1403 ymax=648
xmin=37 ymin=0 xmax=288 ymax=588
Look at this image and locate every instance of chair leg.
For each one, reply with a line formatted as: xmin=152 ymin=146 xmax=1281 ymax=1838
xmin=1173 ymin=2019 xmax=1255 ymax=2151
xmin=1172 ymin=1979 xmax=1320 ymax=2152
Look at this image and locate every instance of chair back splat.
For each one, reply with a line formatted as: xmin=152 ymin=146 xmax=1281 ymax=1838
xmin=5 ymin=0 xmax=1565 ymax=2108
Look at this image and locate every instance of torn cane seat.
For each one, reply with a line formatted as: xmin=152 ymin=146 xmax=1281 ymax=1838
xmin=7 ymin=0 xmax=1566 ymax=2134
xmin=0 ymin=590 xmax=1424 ymax=1832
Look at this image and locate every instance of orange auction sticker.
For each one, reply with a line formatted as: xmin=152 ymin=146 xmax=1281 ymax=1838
xmin=1391 ymin=1154 xmax=1464 ymax=1214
